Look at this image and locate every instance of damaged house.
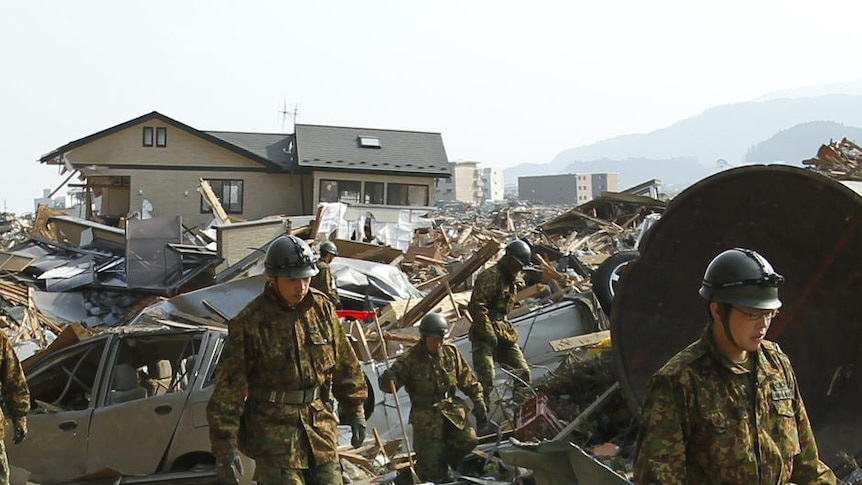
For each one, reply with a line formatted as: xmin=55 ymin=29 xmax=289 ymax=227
xmin=38 ymin=111 xmax=451 ymax=232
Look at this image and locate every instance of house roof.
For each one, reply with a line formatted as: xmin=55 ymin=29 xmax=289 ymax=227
xmin=39 ymin=112 xmax=451 ymax=178
xmin=39 ymin=111 xmax=287 ymax=172
xmin=294 ymin=124 xmax=451 ymax=177
xmin=206 ymin=131 xmax=295 ymax=171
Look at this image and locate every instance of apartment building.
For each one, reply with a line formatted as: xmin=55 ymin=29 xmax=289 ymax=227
xmin=518 ymin=173 xmax=619 ymax=205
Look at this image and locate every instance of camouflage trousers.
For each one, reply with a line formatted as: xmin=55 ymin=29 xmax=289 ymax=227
xmin=0 ymin=441 xmax=7 ymax=485
xmin=412 ymin=408 xmax=478 ymax=482
xmin=254 ymin=459 xmax=342 ymax=485
xmin=472 ymin=339 xmax=531 ymax=408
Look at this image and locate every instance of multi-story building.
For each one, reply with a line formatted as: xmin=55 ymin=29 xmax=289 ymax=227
xmin=435 ymin=161 xmax=504 ymax=205
xmin=480 ymin=167 xmax=505 ymax=202
xmin=518 ymin=173 xmax=619 ymax=205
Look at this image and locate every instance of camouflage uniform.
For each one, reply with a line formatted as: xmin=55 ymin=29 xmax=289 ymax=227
xmin=311 ymin=260 xmax=339 ymax=306
xmin=633 ymin=326 xmax=836 ymax=484
xmin=379 ymin=341 xmax=484 ymax=482
xmin=207 ymin=284 xmax=367 ymax=485
xmin=467 ymin=257 xmax=530 ymax=406
xmin=0 ymin=331 xmax=30 ymax=485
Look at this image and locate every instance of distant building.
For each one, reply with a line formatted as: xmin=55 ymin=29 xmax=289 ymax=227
xmin=480 ymin=167 xmax=505 ymax=201
xmin=33 ymin=188 xmax=66 ymax=213
xmin=518 ymin=173 xmax=619 ymax=205
xmin=435 ymin=160 xmax=502 ymax=205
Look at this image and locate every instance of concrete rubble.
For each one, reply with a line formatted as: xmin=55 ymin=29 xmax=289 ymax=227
xmin=0 ymin=155 xmax=860 ymax=484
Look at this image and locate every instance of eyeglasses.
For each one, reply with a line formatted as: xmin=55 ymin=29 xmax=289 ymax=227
xmin=732 ymin=306 xmax=779 ymax=321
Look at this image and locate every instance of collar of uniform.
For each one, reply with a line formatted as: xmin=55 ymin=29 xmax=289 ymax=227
xmin=263 ymin=282 xmax=312 ymax=311
xmin=700 ymin=324 xmax=753 ymax=375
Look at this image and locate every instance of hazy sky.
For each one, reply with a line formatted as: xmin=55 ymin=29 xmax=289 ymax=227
xmin=3 ymin=0 xmax=861 ymax=214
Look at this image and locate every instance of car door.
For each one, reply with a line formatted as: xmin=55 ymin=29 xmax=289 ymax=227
xmin=86 ymin=330 xmax=203 ymax=476
xmin=7 ymin=336 xmax=108 ymax=484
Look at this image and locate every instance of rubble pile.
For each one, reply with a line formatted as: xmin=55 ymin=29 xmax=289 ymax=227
xmin=535 ymin=347 xmax=637 ymax=478
xmin=803 ymin=137 xmax=862 ymax=180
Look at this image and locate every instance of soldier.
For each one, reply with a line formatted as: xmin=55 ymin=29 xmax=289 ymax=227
xmin=633 ymin=248 xmax=836 ymax=484
xmin=378 ymin=313 xmax=487 ymax=483
xmin=207 ymin=235 xmax=368 ymax=485
xmin=467 ymin=239 xmax=532 ymax=408
xmin=311 ymin=241 xmax=340 ymax=307
xmin=0 ymin=331 xmax=29 ymax=485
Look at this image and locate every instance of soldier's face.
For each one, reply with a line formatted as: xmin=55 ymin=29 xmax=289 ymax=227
xmin=273 ymin=276 xmax=311 ymax=304
xmin=423 ymin=335 xmax=443 ymax=354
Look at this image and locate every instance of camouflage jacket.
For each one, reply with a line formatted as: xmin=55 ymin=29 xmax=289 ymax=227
xmin=633 ymin=326 xmax=836 ymax=485
xmin=467 ymin=258 xmax=523 ymax=344
xmin=311 ymin=260 xmax=339 ymax=305
xmin=0 ymin=331 xmax=30 ymax=439
xmin=380 ymin=342 xmax=484 ymax=429
xmin=207 ymin=284 xmax=367 ymax=468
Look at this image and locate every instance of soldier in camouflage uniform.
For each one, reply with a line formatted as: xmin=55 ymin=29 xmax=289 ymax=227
xmin=633 ymin=248 xmax=836 ymax=484
xmin=467 ymin=240 xmax=532 ymax=408
xmin=379 ymin=313 xmax=487 ymax=483
xmin=311 ymin=241 xmax=340 ymax=307
xmin=0 ymin=331 xmax=29 ymax=485
xmin=207 ymin=235 xmax=368 ymax=485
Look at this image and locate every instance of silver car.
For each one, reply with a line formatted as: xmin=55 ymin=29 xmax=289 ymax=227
xmin=5 ymin=325 xmax=255 ymax=485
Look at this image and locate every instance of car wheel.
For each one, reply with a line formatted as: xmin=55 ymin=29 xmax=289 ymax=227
xmin=591 ymin=250 xmax=639 ymax=316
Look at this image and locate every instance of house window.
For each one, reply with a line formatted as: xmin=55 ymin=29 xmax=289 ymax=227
xmin=319 ymin=179 xmax=361 ymax=204
xmin=358 ymin=136 xmax=381 ymax=148
xmin=142 ymin=127 xmax=154 ymax=147
xmin=156 ymin=127 xmax=167 ymax=147
xmin=201 ymin=179 xmax=244 ymax=214
xmin=364 ymin=182 xmax=384 ymax=204
xmin=387 ymin=183 xmax=428 ymax=206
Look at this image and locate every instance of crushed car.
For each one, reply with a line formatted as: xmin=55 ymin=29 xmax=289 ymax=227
xmin=5 ymin=324 xmax=255 ymax=484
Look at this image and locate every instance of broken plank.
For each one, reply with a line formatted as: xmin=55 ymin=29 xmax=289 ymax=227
xmin=549 ymin=330 xmax=611 ymax=352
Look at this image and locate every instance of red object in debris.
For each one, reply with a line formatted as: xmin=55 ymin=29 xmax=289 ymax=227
xmin=592 ymin=442 xmax=621 ymax=456
xmin=514 ymin=393 xmax=567 ymax=441
xmin=336 ymin=309 xmax=376 ymax=321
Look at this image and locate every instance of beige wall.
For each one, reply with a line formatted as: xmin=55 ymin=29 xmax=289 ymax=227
xmin=66 ymin=122 xmax=305 ymax=229
xmin=68 ymin=121 xmax=263 ymax=170
xmin=452 ymin=163 xmax=480 ymax=204
xmin=126 ymin=170 xmax=304 ymax=230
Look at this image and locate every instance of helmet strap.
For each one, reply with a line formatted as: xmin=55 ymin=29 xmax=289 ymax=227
xmin=715 ymin=302 xmax=745 ymax=352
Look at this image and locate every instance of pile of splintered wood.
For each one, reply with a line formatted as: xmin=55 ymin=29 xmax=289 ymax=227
xmin=803 ymin=138 xmax=862 ymax=181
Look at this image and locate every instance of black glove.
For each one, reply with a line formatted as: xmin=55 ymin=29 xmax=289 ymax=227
xmin=346 ymin=414 xmax=367 ymax=448
xmin=13 ymin=419 xmax=27 ymax=444
xmin=378 ymin=370 xmax=396 ymax=393
xmin=216 ymin=450 xmax=243 ymax=485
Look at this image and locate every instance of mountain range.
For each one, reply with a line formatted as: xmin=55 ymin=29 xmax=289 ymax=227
xmin=503 ymin=81 xmax=862 ymax=194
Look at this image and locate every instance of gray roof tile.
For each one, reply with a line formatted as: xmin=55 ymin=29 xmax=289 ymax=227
xmin=294 ymin=124 xmax=450 ymax=177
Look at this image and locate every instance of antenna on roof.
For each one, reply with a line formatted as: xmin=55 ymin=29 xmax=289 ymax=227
xmin=279 ymin=96 xmax=299 ymax=132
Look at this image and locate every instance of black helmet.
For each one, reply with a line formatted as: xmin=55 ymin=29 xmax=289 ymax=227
xmin=419 ymin=313 xmax=449 ymax=339
xmin=699 ymin=248 xmax=784 ymax=309
xmin=265 ymin=235 xmax=319 ymax=278
xmin=320 ymin=241 xmax=338 ymax=256
xmin=505 ymin=240 xmax=533 ymax=267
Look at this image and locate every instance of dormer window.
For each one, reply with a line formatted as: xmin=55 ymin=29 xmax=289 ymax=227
xmin=358 ymin=136 xmax=381 ymax=148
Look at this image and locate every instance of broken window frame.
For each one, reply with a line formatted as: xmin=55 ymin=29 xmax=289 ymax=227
xmin=27 ymin=338 xmax=107 ymax=412
xmin=200 ymin=179 xmax=244 ymax=214
xmin=319 ymin=179 xmax=361 ymax=204
xmin=387 ymin=183 xmax=429 ymax=206
xmin=363 ymin=181 xmax=385 ymax=204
